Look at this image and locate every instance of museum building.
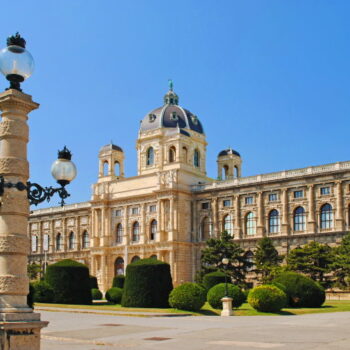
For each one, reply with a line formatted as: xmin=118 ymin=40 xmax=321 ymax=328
xmin=28 ymin=86 xmax=350 ymax=292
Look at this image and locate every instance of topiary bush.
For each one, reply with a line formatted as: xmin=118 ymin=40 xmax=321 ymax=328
xmin=105 ymin=287 xmax=123 ymax=304
xmin=203 ymin=271 xmax=228 ymax=291
xmin=32 ymin=281 xmax=54 ymax=303
xmin=248 ymin=285 xmax=287 ymax=313
xmin=273 ymin=272 xmax=325 ymax=308
xmin=112 ymin=275 xmax=125 ymax=289
xmin=169 ymin=283 xmax=206 ymax=311
xmin=271 ymin=281 xmax=288 ymax=294
xmin=45 ymin=259 xmax=92 ymax=305
xmin=207 ymin=283 xmax=245 ymax=309
xmin=91 ymin=288 xmax=103 ymax=300
xmin=89 ymin=276 xmax=98 ymax=290
xmin=121 ymin=258 xmax=173 ymax=308
xmin=27 ymin=283 xmax=34 ymax=309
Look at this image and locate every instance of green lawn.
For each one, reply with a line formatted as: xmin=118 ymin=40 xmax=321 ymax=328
xmin=35 ymin=300 xmax=350 ymax=317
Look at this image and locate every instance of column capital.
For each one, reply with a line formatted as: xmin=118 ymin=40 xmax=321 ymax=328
xmin=0 ymin=89 xmax=39 ymax=114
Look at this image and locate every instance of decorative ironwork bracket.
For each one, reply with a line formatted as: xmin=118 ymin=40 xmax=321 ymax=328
xmin=0 ymin=175 xmax=70 ymax=206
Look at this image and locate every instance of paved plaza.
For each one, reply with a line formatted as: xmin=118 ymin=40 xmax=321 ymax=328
xmin=39 ymin=308 xmax=350 ymax=350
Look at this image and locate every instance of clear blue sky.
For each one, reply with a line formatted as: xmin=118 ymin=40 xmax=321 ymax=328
xmin=0 ymin=1 xmax=349 ymax=208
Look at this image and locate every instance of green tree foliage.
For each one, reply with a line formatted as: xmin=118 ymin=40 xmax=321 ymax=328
xmin=121 ymin=258 xmax=173 ymax=307
xmin=207 ymin=283 xmax=245 ymax=309
xmin=202 ymin=271 xmax=227 ymax=291
xmin=330 ymin=233 xmax=350 ymax=288
xmin=287 ymin=241 xmax=333 ymax=284
xmin=200 ymin=231 xmax=250 ymax=286
xmin=45 ymin=259 xmax=92 ymax=305
xmin=27 ymin=263 xmax=42 ymax=281
xmin=254 ymin=237 xmax=284 ymax=282
xmin=169 ymin=283 xmax=206 ymax=311
xmin=248 ymin=285 xmax=287 ymax=313
xmin=112 ymin=275 xmax=125 ymax=289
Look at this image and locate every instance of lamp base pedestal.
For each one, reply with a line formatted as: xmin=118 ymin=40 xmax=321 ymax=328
xmin=220 ymin=297 xmax=233 ymax=316
xmin=0 ymin=312 xmax=48 ymax=350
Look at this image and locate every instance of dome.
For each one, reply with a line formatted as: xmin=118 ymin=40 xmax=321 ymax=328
xmin=100 ymin=143 xmax=123 ymax=153
xmin=218 ymin=148 xmax=240 ymax=158
xmin=139 ymin=82 xmax=204 ymax=135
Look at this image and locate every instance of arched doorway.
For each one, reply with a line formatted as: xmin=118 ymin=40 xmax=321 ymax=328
xmin=114 ymin=257 xmax=124 ymax=276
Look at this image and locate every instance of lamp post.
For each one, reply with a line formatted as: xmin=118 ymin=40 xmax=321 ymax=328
xmin=0 ymin=33 xmax=76 ymax=349
xmin=220 ymin=257 xmax=233 ymax=316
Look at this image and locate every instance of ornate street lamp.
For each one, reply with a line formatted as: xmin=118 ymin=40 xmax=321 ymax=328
xmin=222 ymin=257 xmax=229 ymax=297
xmin=0 ymin=32 xmax=34 ymax=91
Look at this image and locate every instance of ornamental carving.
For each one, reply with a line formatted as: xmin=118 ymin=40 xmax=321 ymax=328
xmin=0 ymin=275 xmax=29 ymax=294
xmin=0 ymin=235 xmax=29 ymax=254
xmin=0 ymin=157 xmax=29 ymax=177
xmin=0 ymin=119 xmax=28 ymax=139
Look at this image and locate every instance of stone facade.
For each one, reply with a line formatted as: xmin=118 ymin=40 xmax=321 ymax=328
xmin=28 ymin=88 xmax=350 ymax=292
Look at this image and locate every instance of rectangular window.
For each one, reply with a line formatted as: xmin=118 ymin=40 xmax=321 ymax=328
xmin=223 ymin=199 xmax=231 ymax=207
xmin=201 ymin=202 xmax=209 ymax=210
xmin=294 ymin=190 xmax=303 ymax=199
xmin=149 ymin=205 xmax=156 ymax=213
xmin=131 ymin=207 xmax=139 ymax=215
xmin=269 ymin=193 xmax=278 ymax=202
xmin=115 ymin=209 xmax=122 ymax=217
xmin=245 ymin=196 xmax=253 ymax=205
xmin=320 ymin=187 xmax=330 ymax=195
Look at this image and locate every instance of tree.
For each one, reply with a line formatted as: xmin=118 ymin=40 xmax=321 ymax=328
xmin=287 ymin=241 xmax=333 ymax=284
xmin=200 ymin=231 xmax=250 ymax=286
xmin=254 ymin=237 xmax=284 ymax=282
xmin=27 ymin=263 xmax=42 ymax=281
xmin=330 ymin=233 xmax=350 ymax=288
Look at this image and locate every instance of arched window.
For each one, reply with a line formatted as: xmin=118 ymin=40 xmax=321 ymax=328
xmin=222 ymin=165 xmax=229 ymax=180
xmin=31 ymin=235 xmax=38 ymax=252
xmin=103 ymin=161 xmax=109 ymax=176
xmin=223 ymin=214 xmax=233 ymax=236
xmin=131 ymin=255 xmax=140 ymax=263
xmin=116 ymin=223 xmax=123 ymax=243
xmin=201 ymin=217 xmax=212 ymax=240
xmin=320 ymin=203 xmax=333 ymax=229
xmin=246 ymin=212 xmax=256 ymax=236
xmin=294 ymin=207 xmax=306 ymax=232
xmin=234 ymin=166 xmax=239 ymax=178
xmin=82 ymin=231 xmax=89 ymax=249
xmin=114 ymin=161 xmax=120 ymax=176
xmin=68 ymin=232 xmax=75 ymax=250
xmin=150 ymin=254 xmax=157 ymax=259
xmin=146 ymin=147 xmax=154 ymax=166
xmin=194 ymin=149 xmax=200 ymax=168
xmin=150 ymin=220 xmax=157 ymax=241
xmin=132 ymin=222 xmax=140 ymax=242
xmin=182 ymin=146 xmax=188 ymax=163
xmin=244 ymin=250 xmax=255 ymax=271
xmin=169 ymin=146 xmax=176 ymax=163
xmin=269 ymin=210 xmax=280 ymax=234
xmin=56 ymin=233 xmax=62 ymax=251
xmin=115 ymin=257 xmax=124 ymax=276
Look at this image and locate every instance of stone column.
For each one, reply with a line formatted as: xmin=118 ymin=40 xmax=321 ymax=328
xmin=234 ymin=195 xmax=241 ymax=238
xmin=281 ymin=188 xmax=289 ymax=235
xmin=257 ymin=192 xmax=265 ymax=236
xmin=335 ymin=181 xmax=344 ymax=231
xmin=0 ymin=89 xmax=47 ymax=348
xmin=211 ymin=197 xmax=218 ymax=237
xmin=307 ymin=185 xmax=316 ymax=233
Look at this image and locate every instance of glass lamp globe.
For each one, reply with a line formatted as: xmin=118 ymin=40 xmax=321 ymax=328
xmin=51 ymin=147 xmax=77 ymax=186
xmin=0 ymin=45 xmax=34 ymax=80
xmin=222 ymin=258 xmax=229 ymax=265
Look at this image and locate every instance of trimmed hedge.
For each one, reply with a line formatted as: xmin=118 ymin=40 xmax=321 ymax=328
xmin=45 ymin=259 xmax=92 ymax=305
xmin=248 ymin=285 xmax=287 ymax=313
xmin=207 ymin=283 xmax=245 ymax=309
xmin=32 ymin=281 xmax=54 ymax=303
xmin=203 ymin=271 xmax=227 ymax=291
xmin=89 ymin=276 xmax=98 ymax=290
xmin=121 ymin=258 xmax=173 ymax=308
xmin=27 ymin=283 xmax=34 ymax=308
xmin=273 ymin=272 xmax=325 ymax=308
xmin=106 ymin=287 xmax=123 ymax=304
xmin=91 ymin=288 xmax=103 ymax=300
xmin=169 ymin=283 xmax=206 ymax=311
xmin=112 ymin=275 xmax=125 ymax=289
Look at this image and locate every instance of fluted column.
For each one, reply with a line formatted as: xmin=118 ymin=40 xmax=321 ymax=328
xmin=335 ymin=181 xmax=344 ymax=231
xmin=281 ymin=189 xmax=289 ymax=235
xmin=257 ymin=191 xmax=265 ymax=236
xmin=0 ymin=89 xmax=47 ymax=347
xmin=307 ymin=185 xmax=316 ymax=233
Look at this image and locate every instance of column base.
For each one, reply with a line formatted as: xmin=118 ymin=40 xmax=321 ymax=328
xmin=0 ymin=312 xmax=48 ymax=350
xmin=220 ymin=297 xmax=233 ymax=316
